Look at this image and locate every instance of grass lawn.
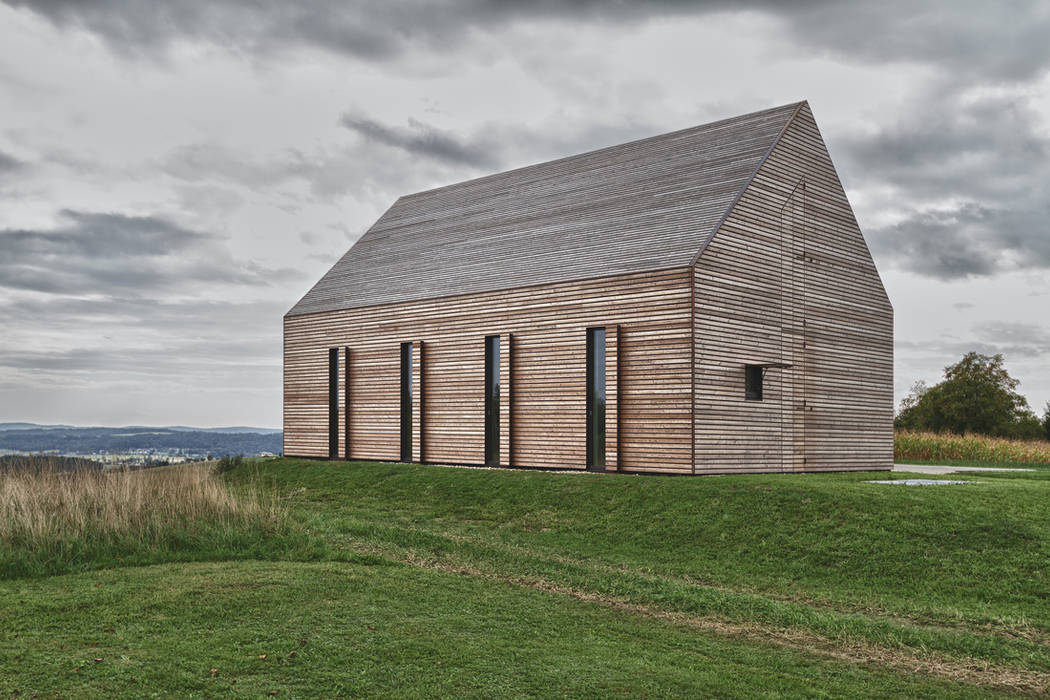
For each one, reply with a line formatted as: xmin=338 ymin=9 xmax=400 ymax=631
xmin=2 ymin=560 xmax=1000 ymax=699
xmin=3 ymin=457 xmax=1050 ymax=697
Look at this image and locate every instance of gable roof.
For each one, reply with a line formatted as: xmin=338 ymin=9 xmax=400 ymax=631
xmin=287 ymin=101 xmax=804 ymax=316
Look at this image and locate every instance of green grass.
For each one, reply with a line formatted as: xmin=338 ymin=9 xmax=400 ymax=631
xmin=258 ymin=460 xmax=1050 ymax=631
xmin=1 ymin=560 xmax=1004 ymax=699
xmin=3 ymin=457 xmax=1050 ymax=697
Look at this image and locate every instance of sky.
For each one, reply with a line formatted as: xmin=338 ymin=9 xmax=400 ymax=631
xmin=1 ymin=1 xmax=1048 ymax=429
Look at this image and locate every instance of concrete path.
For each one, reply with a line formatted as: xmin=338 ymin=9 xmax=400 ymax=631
xmin=893 ymin=464 xmax=1035 ymax=474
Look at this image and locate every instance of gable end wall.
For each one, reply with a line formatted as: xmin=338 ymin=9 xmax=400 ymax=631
xmin=692 ymin=103 xmax=894 ymax=472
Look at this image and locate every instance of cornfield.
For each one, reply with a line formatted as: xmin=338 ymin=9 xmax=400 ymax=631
xmin=895 ymin=430 xmax=1050 ymax=465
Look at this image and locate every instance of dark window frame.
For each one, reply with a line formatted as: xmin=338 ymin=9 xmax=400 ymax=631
xmin=745 ymin=364 xmax=764 ymax=401
xmin=400 ymin=342 xmax=413 ymax=462
xmin=343 ymin=347 xmax=351 ymax=460
xmin=586 ymin=327 xmax=607 ymax=471
xmin=328 ymin=347 xmax=339 ymax=459
xmin=484 ymin=335 xmax=500 ymax=467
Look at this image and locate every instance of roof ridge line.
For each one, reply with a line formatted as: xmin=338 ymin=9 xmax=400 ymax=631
xmin=687 ymin=100 xmax=806 ymax=267
xmin=400 ymin=101 xmax=808 ymax=203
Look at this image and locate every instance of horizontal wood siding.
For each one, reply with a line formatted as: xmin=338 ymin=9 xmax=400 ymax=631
xmin=606 ymin=325 xmax=619 ymax=470
xmin=284 ymin=268 xmax=693 ymax=473
xmin=692 ymin=103 xmax=893 ymax=473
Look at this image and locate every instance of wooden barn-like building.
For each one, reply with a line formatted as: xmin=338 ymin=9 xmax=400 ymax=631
xmin=284 ymin=101 xmax=893 ymax=474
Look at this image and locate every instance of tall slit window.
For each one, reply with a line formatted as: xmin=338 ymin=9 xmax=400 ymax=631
xmin=343 ymin=347 xmax=351 ymax=460
xmin=745 ymin=364 xmax=764 ymax=401
xmin=400 ymin=342 xmax=413 ymax=461
xmin=484 ymin=335 xmax=500 ymax=466
xmin=586 ymin=327 xmax=606 ymax=471
xmin=328 ymin=348 xmax=339 ymax=459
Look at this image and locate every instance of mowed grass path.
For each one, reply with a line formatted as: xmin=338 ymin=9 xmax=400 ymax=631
xmin=3 ymin=458 xmax=1050 ymax=697
xmin=2 ymin=561 xmax=997 ymax=699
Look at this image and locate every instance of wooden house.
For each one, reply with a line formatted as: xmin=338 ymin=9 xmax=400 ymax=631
xmin=284 ymin=101 xmax=893 ymax=474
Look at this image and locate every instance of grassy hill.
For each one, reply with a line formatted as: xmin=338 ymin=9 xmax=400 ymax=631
xmin=3 ymin=457 xmax=1049 ymax=697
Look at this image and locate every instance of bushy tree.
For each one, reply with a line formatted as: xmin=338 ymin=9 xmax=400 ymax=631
xmin=1043 ymin=401 xmax=1050 ymax=441
xmin=895 ymin=352 xmax=1040 ymax=438
xmin=894 ymin=381 xmax=930 ymax=431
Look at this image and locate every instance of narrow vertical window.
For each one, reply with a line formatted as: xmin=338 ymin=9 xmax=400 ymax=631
xmin=586 ymin=327 xmax=606 ymax=471
xmin=484 ymin=335 xmax=500 ymax=466
xmin=400 ymin=342 xmax=413 ymax=461
xmin=343 ymin=347 xmax=351 ymax=460
xmin=328 ymin=347 xmax=339 ymax=459
xmin=745 ymin=364 xmax=764 ymax=401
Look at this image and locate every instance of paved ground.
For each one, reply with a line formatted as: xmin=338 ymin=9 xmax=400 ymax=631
xmin=893 ymin=464 xmax=1035 ymax=474
xmin=870 ymin=478 xmax=976 ymax=486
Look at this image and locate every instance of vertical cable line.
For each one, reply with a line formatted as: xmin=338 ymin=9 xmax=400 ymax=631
xmin=780 ymin=176 xmax=806 ymax=473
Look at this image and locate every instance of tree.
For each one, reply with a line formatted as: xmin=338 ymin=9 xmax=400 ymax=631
xmin=894 ymin=381 xmax=930 ymax=431
xmin=1043 ymin=402 xmax=1050 ymax=442
xmin=895 ymin=352 xmax=1037 ymax=437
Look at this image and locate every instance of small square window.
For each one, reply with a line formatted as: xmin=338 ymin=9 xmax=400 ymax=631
xmin=745 ymin=365 xmax=763 ymax=401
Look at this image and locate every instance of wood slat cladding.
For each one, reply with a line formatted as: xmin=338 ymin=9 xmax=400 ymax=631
xmin=284 ymin=100 xmax=894 ymax=475
xmin=288 ymin=103 xmax=800 ymax=316
xmin=411 ymin=340 xmax=422 ymax=462
xmin=606 ymin=325 xmax=620 ymax=470
xmin=692 ymin=102 xmax=893 ymax=473
xmin=498 ymin=333 xmax=512 ymax=467
xmin=284 ymin=268 xmax=693 ymax=473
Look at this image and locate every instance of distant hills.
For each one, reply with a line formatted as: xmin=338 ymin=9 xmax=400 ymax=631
xmin=0 ymin=423 xmax=282 ymax=457
xmin=0 ymin=423 xmax=281 ymax=434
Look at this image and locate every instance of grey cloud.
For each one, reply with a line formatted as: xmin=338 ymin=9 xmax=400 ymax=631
xmin=896 ymin=322 xmax=1050 ymax=364
xmin=763 ymin=0 xmax=1050 ymax=83
xmin=973 ymin=320 xmax=1050 ymax=358
xmin=0 ymin=348 xmax=280 ymax=391
xmin=0 ymin=296 xmax=287 ymax=333
xmin=868 ymin=205 xmax=999 ymax=280
xmin=341 ymin=114 xmax=499 ymax=169
xmin=895 ymin=338 xmax=1003 ymax=358
xmin=161 ymin=110 xmax=657 ymax=206
xmin=1 ymin=0 xmax=691 ymax=62
xmin=1 ymin=209 xmax=206 ymax=259
xmin=839 ymin=92 xmax=1048 ymax=201
xmin=850 ymin=92 xmax=1050 ymax=279
xmin=869 ymin=203 xmax=1050 ymax=280
xmin=0 ymin=339 xmax=276 ymax=372
xmin=162 ymin=144 xmax=312 ymax=189
xmin=0 ymin=209 xmax=286 ymax=295
xmin=335 ymin=110 xmax=660 ymax=186
xmin=0 ymin=149 xmax=23 ymax=174
xmin=8 ymin=1 xmax=1050 ymax=85
xmin=173 ymin=185 xmax=245 ymax=216
xmin=162 ymin=138 xmax=427 ymax=202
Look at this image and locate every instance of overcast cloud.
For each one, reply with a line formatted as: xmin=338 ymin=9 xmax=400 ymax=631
xmin=1 ymin=0 xmax=1048 ymax=426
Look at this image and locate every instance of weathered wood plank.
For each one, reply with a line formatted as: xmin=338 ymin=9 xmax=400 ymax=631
xmin=285 ymin=268 xmax=693 ymax=472
xmin=692 ymin=102 xmax=893 ymax=473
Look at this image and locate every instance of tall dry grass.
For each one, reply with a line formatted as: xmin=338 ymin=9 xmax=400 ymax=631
xmin=0 ymin=462 xmax=296 ymax=578
xmin=0 ymin=454 xmax=103 ymax=473
xmin=895 ymin=430 xmax=1050 ymax=465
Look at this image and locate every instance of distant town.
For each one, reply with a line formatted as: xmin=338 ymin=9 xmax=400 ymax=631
xmin=0 ymin=423 xmax=282 ymax=467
